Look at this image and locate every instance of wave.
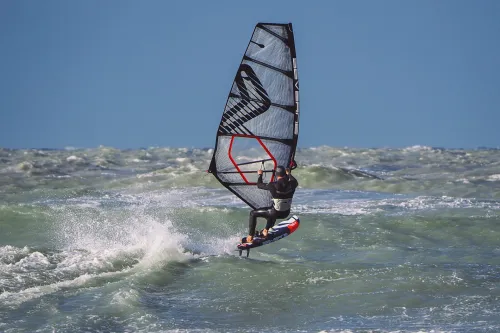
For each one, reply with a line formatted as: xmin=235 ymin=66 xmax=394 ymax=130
xmin=0 ymin=211 xmax=190 ymax=306
xmin=1 ymin=146 xmax=500 ymax=202
xmin=0 ymin=187 xmax=249 ymax=307
xmin=1 ymin=185 xmax=499 ymax=331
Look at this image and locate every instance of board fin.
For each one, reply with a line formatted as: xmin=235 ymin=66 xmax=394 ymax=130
xmin=237 ymin=248 xmax=250 ymax=257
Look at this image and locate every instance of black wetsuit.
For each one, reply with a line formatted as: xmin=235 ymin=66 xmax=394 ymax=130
xmin=248 ymin=173 xmax=299 ymax=237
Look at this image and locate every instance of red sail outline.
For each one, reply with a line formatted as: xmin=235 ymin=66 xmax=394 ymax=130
xmin=228 ymin=134 xmax=277 ymax=184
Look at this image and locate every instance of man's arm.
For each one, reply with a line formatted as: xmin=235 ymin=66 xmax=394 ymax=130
xmin=256 ymin=170 xmax=272 ymax=190
xmin=286 ymin=168 xmax=298 ymax=189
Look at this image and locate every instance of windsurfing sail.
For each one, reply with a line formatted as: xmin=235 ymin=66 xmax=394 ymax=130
xmin=208 ymin=22 xmax=299 ymax=210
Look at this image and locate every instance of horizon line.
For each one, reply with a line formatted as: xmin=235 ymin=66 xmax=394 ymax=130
xmin=1 ymin=145 xmax=499 ymax=151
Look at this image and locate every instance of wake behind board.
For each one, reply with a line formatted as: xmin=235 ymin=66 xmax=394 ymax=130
xmin=237 ymin=215 xmax=300 ymax=257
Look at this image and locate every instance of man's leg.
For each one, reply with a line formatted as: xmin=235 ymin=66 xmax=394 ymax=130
xmin=264 ymin=208 xmax=278 ymax=231
xmin=262 ymin=210 xmax=290 ymax=237
xmin=247 ymin=209 xmax=272 ymax=242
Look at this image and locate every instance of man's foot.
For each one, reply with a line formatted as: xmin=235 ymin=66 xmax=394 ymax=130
xmin=262 ymin=229 xmax=268 ymax=237
xmin=246 ymin=235 xmax=253 ymax=243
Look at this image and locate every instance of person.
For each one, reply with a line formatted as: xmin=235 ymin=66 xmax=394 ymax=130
xmin=245 ymin=165 xmax=298 ymax=243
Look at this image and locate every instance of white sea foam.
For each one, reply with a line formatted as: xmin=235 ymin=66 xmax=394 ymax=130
xmin=0 ymin=245 xmax=30 ymax=264
xmin=398 ymin=195 xmax=497 ymax=210
xmin=403 ymin=145 xmax=434 ymax=152
xmin=487 ymin=174 xmax=500 ymax=181
xmin=110 ymin=288 xmax=141 ymax=308
xmin=66 ymin=155 xmax=84 ymax=163
xmin=0 ymin=268 xmax=126 ymax=307
xmin=293 ymin=201 xmax=377 ymax=215
xmin=0 ymin=191 xmax=204 ymax=307
xmin=17 ymin=161 xmax=33 ymax=171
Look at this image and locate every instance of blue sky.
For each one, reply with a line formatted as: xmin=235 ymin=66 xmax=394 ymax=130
xmin=1 ymin=0 xmax=499 ymax=149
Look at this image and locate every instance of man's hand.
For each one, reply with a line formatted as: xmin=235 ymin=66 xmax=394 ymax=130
xmin=285 ymin=168 xmax=291 ymax=175
xmin=257 ymin=169 xmax=263 ymax=175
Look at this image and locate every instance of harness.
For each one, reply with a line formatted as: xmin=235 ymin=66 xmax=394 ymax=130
xmin=272 ymin=198 xmax=293 ymax=211
xmin=272 ymin=186 xmax=294 ymax=211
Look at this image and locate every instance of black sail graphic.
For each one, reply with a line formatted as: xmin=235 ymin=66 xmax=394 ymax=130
xmin=218 ymin=64 xmax=271 ymax=135
xmin=209 ymin=23 xmax=300 ymax=210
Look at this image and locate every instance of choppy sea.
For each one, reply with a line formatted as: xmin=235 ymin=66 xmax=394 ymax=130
xmin=1 ymin=145 xmax=499 ymax=333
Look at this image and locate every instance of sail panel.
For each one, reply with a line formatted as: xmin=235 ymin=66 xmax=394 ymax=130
xmin=230 ymin=185 xmax=272 ymax=211
xmin=243 ymin=106 xmax=295 ymax=139
xmin=240 ymin=60 xmax=294 ymax=105
xmin=259 ymin=23 xmax=290 ymax=39
xmin=246 ymin=28 xmax=292 ymax=71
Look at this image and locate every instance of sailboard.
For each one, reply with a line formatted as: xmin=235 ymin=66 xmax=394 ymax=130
xmin=208 ymin=23 xmax=300 ymax=256
xmin=237 ymin=216 xmax=300 ymax=256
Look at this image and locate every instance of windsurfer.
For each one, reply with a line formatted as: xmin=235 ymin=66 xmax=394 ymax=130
xmin=245 ymin=166 xmax=298 ymax=243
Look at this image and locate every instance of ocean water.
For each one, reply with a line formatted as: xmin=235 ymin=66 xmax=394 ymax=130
xmin=1 ymin=145 xmax=499 ymax=333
